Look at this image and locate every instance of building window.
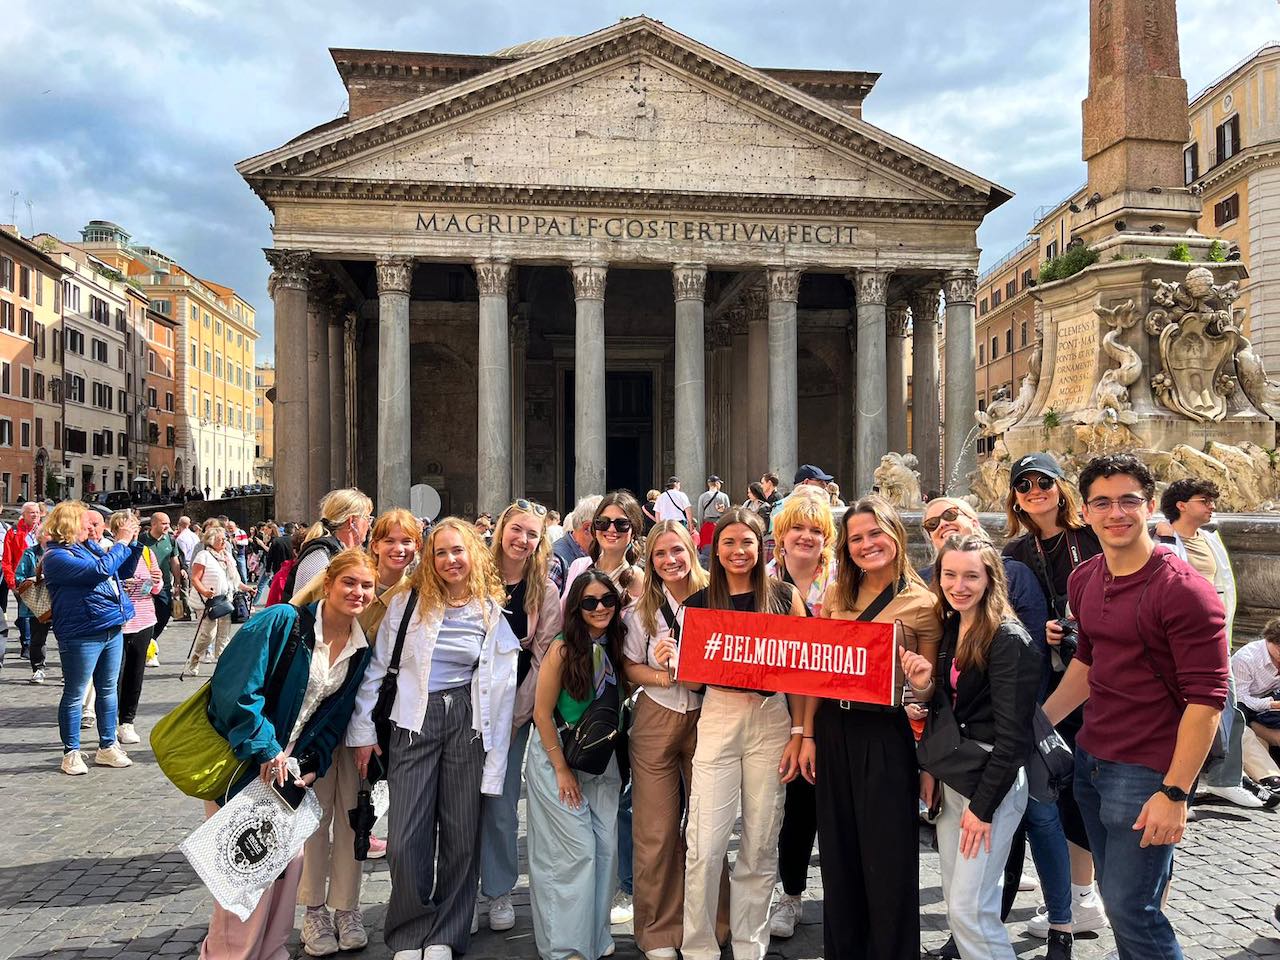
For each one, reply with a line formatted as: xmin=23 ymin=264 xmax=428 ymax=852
xmin=1046 ymin=240 xmax=1060 ymax=260
xmin=118 ymin=388 xmax=128 ymax=414
xmin=92 ymin=338 xmax=108 ymax=363
xmin=1005 ymin=280 xmax=1016 ymax=300
xmin=978 ymin=343 xmax=985 ymax=365
xmin=1215 ymin=114 xmax=1241 ymax=164
xmin=1184 ymin=143 xmax=1199 ymax=184
xmin=1021 ymin=322 xmax=1028 ymax=347
xmin=20 ymin=366 xmax=29 ymax=399
xmin=0 ymin=301 xmax=11 ymax=331
xmin=991 ymin=289 xmax=1002 ymax=308
xmin=35 ymin=418 xmax=42 ymax=447
xmin=991 ymin=336 xmax=999 ymax=360
xmin=68 ymin=375 xmax=85 ymax=404
xmin=0 ymin=420 xmax=12 ymax=447
xmin=33 ymin=372 xmax=44 ymax=400
xmin=67 ymin=328 xmax=85 ymax=355
xmin=979 ymin=298 xmax=989 ymax=316
xmin=0 ymin=257 xmax=12 ymax=291
xmin=166 ymin=425 xmax=176 ymax=446
xmin=1214 ymin=193 xmax=1240 ymax=227
xmin=1021 ymin=269 xmax=1033 ymax=289
xmin=190 ymin=340 xmax=197 ymax=366
xmin=20 ymin=421 xmax=30 ymax=449
xmin=204 ymin=349 xmax=211 ymax=373
xmin=19 ymin=266 xmax=30 ymax=299
xmin=1005 ymin=328 xmax=1014 ymax=353
xmin=165 ymin=391 xmax=174 ymax=411
xmin=19 ymin=308 xmax=32 ymax=338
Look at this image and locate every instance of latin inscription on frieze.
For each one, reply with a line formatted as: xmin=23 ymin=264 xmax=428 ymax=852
xmin=1043 ymin=314 xmax=1100 ymax=414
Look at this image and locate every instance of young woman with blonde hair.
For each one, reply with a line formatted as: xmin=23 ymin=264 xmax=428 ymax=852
xmin=478 ymin=499 xmax=562 ymax=933
xmin=682 ymin=509 xmax=807 ymax=960
xmin=285 ymin=488 xmax=374 ymax=601
xmin=348 ymin=517 xmax=519 ymax=960
xmin=622 ymin=521 xmax=724 ymax=959
xmin=800 ymin=495 xmax=942 ymax=960
xmin=902 ymin=535 xmax=1040 ymax=960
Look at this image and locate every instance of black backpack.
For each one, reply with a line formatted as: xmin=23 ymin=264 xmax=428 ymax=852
xmin=554 ymin=646 xmax=622 ymax=775
xmin=282 ymin=534 xmax=343 ymax=600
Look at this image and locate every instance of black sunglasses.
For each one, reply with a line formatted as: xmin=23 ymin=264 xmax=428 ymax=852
xmin=509 ymin=498 xmax=548 ymax=517
xmin=593 ymin=517 xmax=633 ymax=533
xmin=922 ymin=507 xmax=962 ymax=532
xmin=580 ymin=594 xmax=620 ymax=612
xmin=1013 ymin=475 xmax=1057 ymax=494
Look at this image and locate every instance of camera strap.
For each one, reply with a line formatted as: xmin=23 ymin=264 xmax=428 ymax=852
xmin=1031 ymin=532 xmax=1080 ymax=618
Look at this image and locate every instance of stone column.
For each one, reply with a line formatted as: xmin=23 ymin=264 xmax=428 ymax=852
xmin=571 ymin=262 xmax=608 ymax=500
xmin=475 ymin=258 xmax=512 ymax=514
xmin=328 ymin=311 xmax=348 ymax=489
xmin=510 ymin=313 xmax=528 ymax=499
xmin=343 ymin=314 xmax=360 ymax=490
xmin=306 ymin=268 xmax=334 ymax=512
xmin=744 ymin=285 xmax=769 ymax=479
xmin=853 ymin=268 xmax=891 ymax=496
xmin=766 ymin=267 xmax=801 ymax=487
xmin=886 ymin=301 xmax=910 ymax=455
xmin=264 ymin=249 xmax=311 ymax=522
xmin=672 ymin=263 xmax=707 ymax=489
xmin=375 ymin=255 xmax=414 ymax=511
xmin=910 ymin=285 xmax=942 ymax=496
xmin=943 ymin=271 xmax=979 ymax=495
xmin=708 ymin=319 xmax=733 ymax=483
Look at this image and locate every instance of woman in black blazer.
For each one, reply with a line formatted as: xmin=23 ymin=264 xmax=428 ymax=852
xmin=901 ymin=534 xmax=1042 ymax=960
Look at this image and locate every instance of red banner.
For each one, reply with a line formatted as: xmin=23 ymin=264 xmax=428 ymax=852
xmin=677 ymin=608 xmax=900 ymax=705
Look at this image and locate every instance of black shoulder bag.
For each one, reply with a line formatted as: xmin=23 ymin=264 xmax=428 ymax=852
xmin=914 ymin=620 xmax=994 ymax=799
xmin=555 ymin=646 xmax=622 ymax=775
xmin=368 ymin=589 xmax=418 ymax=784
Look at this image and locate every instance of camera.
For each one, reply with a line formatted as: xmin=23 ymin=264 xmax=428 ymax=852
xmin=1056 ymin=618 xmax=1079 ymax=650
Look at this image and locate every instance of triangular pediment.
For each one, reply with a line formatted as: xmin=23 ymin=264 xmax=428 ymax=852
xmin=239 ymin=17 xmax=1010 ymax=216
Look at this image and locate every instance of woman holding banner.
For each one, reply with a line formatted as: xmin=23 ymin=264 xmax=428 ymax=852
xmin=621 ymin=521 xmax=724 ymax=959
xmin=681 ymin=508 xmax=806 ymax=960
xmin=764 ymin=491 xmax=837 ymax=938
xmin=800 ymin=495 xmax=941 ymax=960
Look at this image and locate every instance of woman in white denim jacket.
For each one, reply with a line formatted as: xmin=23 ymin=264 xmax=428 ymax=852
xmin=348 ymin=517 xmax=519 ymax=960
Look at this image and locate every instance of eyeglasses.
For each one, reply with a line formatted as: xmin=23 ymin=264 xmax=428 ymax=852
xmin=510 ymin=498 xmax=548 ymax=517
xmin=1186 ymin=497 xmax=1216 ymax=508
xmin=1014 ymin=475 xmax=1057 ymax=494
xmin=580 ymin=594 xmax=620 ymax=612
xmin=922 ymin=507 xmax=962 ymax=532
xmin=593 ymin=517 xmax=633 ymax=533
xmin=1085 ymin=495 xmax=1148 ymax=514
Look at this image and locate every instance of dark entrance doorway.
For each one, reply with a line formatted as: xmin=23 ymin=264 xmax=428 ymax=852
xmin=562 ymin=370 xmax=654 ymax=506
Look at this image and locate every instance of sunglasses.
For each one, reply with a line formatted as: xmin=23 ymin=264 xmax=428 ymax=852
xmin=922 ymin=507 xmax=962 ymax=532
xmin=593 ymin=517 xmax=633 ymax=533
xmin=1013 ymin=475 xmax=1057 ymax=494
xmin=580 ymin=594 xmax=620 ymax=612
xmin=510 ymin=498 xmax=548 ymax=517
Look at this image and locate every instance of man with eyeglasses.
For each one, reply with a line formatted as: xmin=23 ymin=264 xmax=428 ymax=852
xmin=1043 ymin=454 xmax=1229 ymax=960
xmin=551 ymin=494 xmax=602 ymax=592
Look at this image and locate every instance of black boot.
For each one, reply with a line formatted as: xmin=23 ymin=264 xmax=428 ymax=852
xmin=1045 ymin=928 xmax=1073 ymax=960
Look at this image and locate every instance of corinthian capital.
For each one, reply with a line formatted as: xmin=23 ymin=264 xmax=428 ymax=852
xmin=942 ymin=270 xmax=978 ymax=306
xmin=571 ymin=261 xmax=608 ymax=301
xmin=887 ymin=303 xmax=911 ymax=338
xmin=852 ymin=267 xmax=891 ymax=305
xmin=474 ymin=258 xmax=511 ymax=298
xmin=672 ymin=263 xmax=707 ymax=302
xmin=910 ymin=285 xmax=942 ymax=326
xmin=264 ymin=249 xmax=312 ymax=297
xmin=767 ymin=266 xmax=802 ymax=303
xmin=376 ymin=255 xmax=414 ymax=296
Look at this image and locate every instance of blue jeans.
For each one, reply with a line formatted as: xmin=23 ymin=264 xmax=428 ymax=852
xmin=617 ymin=779 xmax=633 ymax=896
xmin=1025 ymin=795 xmax=1073 ymax=926
xmin=1074 ymin=749 xmax=1182 ymax=960
xmin=479 ymin=720 xmax=531 ymax=898
xmin=57 ymin=629 xmax=124 ymax=752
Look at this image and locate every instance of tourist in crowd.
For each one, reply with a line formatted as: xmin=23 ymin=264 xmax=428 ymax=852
xmin=15 ymin=527 xmax=52 ymax=683
xmin=551 ymin=495 xmax=602 ymax=591
xmin=185 ymin=525 xmax=252 ymax=675
xmin=479 ymin=499 xmax=562 ymax=934
xmin=227 ymin=519 xmax=250 ymax=582
xmin=256 ymin=522 xmax=288 ymax=604
xmin=682 ymin=508 xmax=806 ymax=960
xmin=622 ymin=520 xmax=722 ymax=960
xmin=44 ymin=500 xmax=142 ymax=776
xmin=286 ymin=488 xmax=374 ymax=601
xmin=1232 ymin=618 xmax=1280 ymax=752
xmin=139 ymin=512 xmax=181 ymax=653
xmin=798 ymin=496 xmax=940 ymax=960
xmin=560 ymin=491 xmax=645 ymax=603
xmin=759 ymin=472 xmax=783 ymax=508
xmin=545 ymin=510 xmax=565 ymax=544
xmin=202 ymin=548 xmax=377 ymax=960
xmin=349 ymin=518 xmax=518 ymax=960
xmin=826 ymin=482 xmax=844 ymax=508
xmin=527 ymin=568 xmax=627 ymax=960
xmin=905 ymin=535 xmax=1040 ymax=960
xmin=654 ymin=476 xmax=697 ymax=533
xmin=109 ymin=511 xmax=161 ymax=748
xmin=763 ymin=493 xmax=837 ymax=939
xmin=1043 ymin=454 xmax=1230 ymax=960
xmin=1001 ymin=453 xmax=1107 ymax=943
xmin=475 ymin=513 xmax=495 ymax=545
xmin=3 ymin=501 xmax=42 ymax=661
xmin=742 ymin=481 xmax=772 ymax=531
xmin=175 ymin=515 xmax=199 ymax=565
xmin=268 ymin=527 xmax=310 ymax=605
xmin=642 ymin=489 xmax=660 ymax=533
xmin=696 ymin=475 xmax=730 ymax=542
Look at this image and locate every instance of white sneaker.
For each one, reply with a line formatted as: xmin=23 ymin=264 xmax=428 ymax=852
xmin=645 ymin=949 xmax=678 ymax=959
xmin=202 ymin=650 xmax=214 ymax=664
xmin=488 ymin=892 xmax=516 ymax=931
xmin=602 ymin=944 xmax=615 ymax=957
xmin=1025 ymin=896 xmax=1110 ymax=938
xmin=471 ymin=903 xmax=479 ymax=934
xmin=1019 ymin=870 xmax=1039 ymax=892
xmin=423 ymin=947 xmax=452 ymax=960
xmin=334 ymin=909 xmax=368 ymax=951
xmin=146 ymin=654 xmax=160 ymax=667
xmin=61 ymin=751 xmax=88 ymax=776
xmin=80 ymin=712 xmax=96 ymax=729
xmin=391 ymin=953 xmax=422 ymax=960
xmin=1203 ymin=782 xmax=1266 ymax=809
xmin=301 ymin=907 xmax=339 ymax=956
xmin=609 ymin=891 xmax=633 ymax=926
xmin=769 ymin=892 xmax=802 ymax=938
xmin=117 ymin=723 xmax=141 ymax=745
xmin=30 ymin=669 xmax=45 ymax=684
xmin=94 ymin=744 xmax=133 ymax=768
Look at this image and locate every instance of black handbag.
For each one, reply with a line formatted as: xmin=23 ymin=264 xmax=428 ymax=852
xmin=231 ymin=592 xmax=251 ymax=624
xmin=1027 ymin=706 xmax=1075 ymax=803
xmin=915 ymin=689 xmax=991 ymax=799
xmin=556 ymin=646 xmax=623 ymax=775
xmin=205 ymin=595 xmax=234 ymax=620
xmin=368 ymin=590 xmax=418 ymax=784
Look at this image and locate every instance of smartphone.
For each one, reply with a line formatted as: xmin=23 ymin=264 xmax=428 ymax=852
xmin=272 ymin=777 xmax=307 ymax=810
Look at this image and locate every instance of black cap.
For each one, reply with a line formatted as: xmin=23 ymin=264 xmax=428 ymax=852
xmin=794 ymin=464 xmax=834 ymax=484
xmin=707 ymin=475 xmax=721 ymax=484
xmin=1010 ymin=452 xmax=1064 ymax=485
xmin=666 ymin=476 xmax=681 ymax=488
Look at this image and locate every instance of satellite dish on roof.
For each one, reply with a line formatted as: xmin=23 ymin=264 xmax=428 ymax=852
xmin=410 ymin=483 xmax=442 ymax=521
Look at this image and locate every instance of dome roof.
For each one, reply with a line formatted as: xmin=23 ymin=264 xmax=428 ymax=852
xmin=490 ymin=36 xmax=576 ymax=58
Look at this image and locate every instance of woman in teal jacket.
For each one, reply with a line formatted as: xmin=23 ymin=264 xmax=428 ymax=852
xmin=201 ymin=547 xmax=378 ymax=960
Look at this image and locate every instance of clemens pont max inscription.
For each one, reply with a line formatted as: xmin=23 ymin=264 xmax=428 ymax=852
xmin=415 ymin=211 xmax=860 ymax=246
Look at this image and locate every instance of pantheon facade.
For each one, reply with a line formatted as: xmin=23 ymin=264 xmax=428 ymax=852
xmin=239 ymin=17 xmax=1010 ymax=519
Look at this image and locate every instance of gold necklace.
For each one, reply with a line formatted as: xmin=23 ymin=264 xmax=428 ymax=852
xmin=446 ymin=594 xmax=472 ymax=608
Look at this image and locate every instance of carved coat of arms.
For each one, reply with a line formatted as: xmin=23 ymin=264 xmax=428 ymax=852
xmin=1145 ymin=267 xmax=1241 ymax=423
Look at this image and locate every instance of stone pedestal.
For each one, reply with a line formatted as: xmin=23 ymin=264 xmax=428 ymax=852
xmin=376 ymin=255 xmax=414 ymax=511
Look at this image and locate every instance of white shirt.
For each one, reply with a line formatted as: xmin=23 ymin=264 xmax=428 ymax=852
xmin=192 ymin=549 xmax=229 ymax=596
xmin=655 ymin=488 xmax=691 ymax=522
xmin=176 ymin=529 xmax=199 ymax=564
xmin=622 ymin=586 xmax=702 ymax=714
xmin=1231 ymin=639 xmax=1280 ymax=714
xmin=288 ymin=601 xmax=368 ymax=745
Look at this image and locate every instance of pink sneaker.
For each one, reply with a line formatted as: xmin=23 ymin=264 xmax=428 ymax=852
xmin=367 ymin=835 xmax=387 ymax=859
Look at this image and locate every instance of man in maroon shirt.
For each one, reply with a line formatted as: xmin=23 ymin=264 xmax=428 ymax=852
xmin=1044 ymin=454 xmax=1228 ymax=960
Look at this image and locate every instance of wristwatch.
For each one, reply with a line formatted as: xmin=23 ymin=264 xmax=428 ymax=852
xmin=1157 ymin=783 xmax=1189 ymax=803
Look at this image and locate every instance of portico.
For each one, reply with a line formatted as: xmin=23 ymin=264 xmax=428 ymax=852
xmin=239 ymin=17 xmax=1008 ymax=517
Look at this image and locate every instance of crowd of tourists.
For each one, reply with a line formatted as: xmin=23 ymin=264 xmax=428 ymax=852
xmin=7 ymin=453 xmax=1280 ymax=960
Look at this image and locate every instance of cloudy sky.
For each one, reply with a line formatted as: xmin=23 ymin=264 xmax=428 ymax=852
xmin=1 ymin=0 xmax=1274 ymax=354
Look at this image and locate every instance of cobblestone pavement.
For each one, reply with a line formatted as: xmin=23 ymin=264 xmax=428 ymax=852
xmin=1 ymin=614 xmax=1279 ymax=959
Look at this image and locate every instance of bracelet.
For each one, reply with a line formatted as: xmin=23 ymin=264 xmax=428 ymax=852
xmin=790 ymin=725 xmax=804 ymax=736
xmin=803 ymin=735 xmax=815 ymax=740
xmin=909 ymin=680 xmax=935 ymax=695
xmin=544 ymin=742 xmax=561 ymax=753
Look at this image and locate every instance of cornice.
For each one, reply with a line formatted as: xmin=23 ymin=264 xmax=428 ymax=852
xmin=247 ymin=177 xmax=988 ymax=223
xmin=1195 ymin=141 xmax=1280 ymax=193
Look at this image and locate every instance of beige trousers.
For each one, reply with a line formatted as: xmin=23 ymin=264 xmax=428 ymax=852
xmin=191 ymin=610 xmax=233 ymax=663
xmin=1242 ymin=725 xmax=1280 ymax=782
xmin=298 ymin=745 xmax=363 ymax=912
xmin=682 ymin=688 xmax=790 ymax=960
